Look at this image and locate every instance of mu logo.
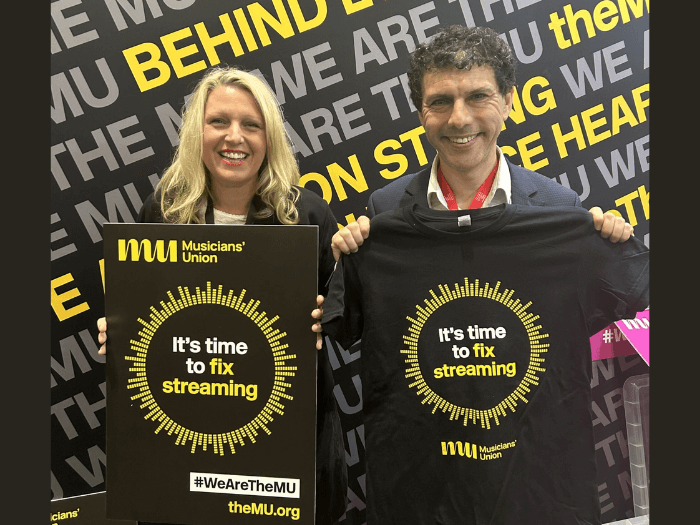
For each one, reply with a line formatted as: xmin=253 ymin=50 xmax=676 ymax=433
xmin=118 ymin=239 xmax=178 ymax=262
xmin=441 ymin=441 xmax=477 ymax=458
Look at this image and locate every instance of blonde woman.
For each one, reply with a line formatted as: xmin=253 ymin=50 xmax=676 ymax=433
xmin=98 ymin=67 xmax=347 ymax=524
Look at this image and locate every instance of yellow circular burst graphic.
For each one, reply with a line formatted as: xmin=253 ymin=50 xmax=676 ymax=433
xmin=125 ymin=281 xmax=295 ymax=454
xmin=401 ymin=278 xmax=549 ymax=429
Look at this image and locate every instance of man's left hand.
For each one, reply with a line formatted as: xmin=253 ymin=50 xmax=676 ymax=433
xmin=589 ymin=207 xmax=634 ymax=243
xmin=331 ymin=216 xmax=370 ymax=262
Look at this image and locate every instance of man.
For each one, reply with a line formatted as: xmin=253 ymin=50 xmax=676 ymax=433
xmin=312 ymin=25 xmax=647 ymax=525
xmin=329 ymin=25 xmax=632 ymax=261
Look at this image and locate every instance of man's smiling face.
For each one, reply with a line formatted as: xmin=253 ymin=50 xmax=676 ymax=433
xmin=418 ymin=65 xmax=513 ymax=182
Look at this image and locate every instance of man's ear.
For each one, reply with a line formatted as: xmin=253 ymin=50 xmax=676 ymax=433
xmin=502 ymin=85 xmax=515 ymax=120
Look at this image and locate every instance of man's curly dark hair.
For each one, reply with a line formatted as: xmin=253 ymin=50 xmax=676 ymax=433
xmin=408 ymin=25 xmax=517 ymax=110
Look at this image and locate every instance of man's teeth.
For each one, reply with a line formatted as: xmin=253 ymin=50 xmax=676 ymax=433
xmin=221 ymin=152 xmax=248 ymax=159
xmin=450 ymin=135 xmax=477 ymax=144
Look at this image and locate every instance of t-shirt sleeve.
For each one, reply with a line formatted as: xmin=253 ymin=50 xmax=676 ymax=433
xmin=321 ymin=254 xmax=364 ymax=350
xmin=578 ymin=234 xmax=650 ymax=335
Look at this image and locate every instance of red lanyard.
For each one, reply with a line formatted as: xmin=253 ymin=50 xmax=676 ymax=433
xmin=437 ymin=157 xmax=500 ymax=210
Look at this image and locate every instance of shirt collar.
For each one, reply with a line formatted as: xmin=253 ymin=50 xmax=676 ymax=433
xmin=200 ymin=193 xmax=267 ymax=224
xmin=427 ymin=146 xmax=512 ymax=210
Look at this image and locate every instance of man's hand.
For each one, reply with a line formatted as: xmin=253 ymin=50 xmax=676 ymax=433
xmin=311 ymin=295 xmax=325 ymax=350
xmin=589 ymin=207 xmax=634 ymax=243
xmin=331 ymin=216 xmax=371 ymax=262
xmin=97 ymin=317 xmax=108 ymax=355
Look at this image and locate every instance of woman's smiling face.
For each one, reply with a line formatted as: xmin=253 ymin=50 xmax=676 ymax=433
xmin=201 ymin=84 xmax=267 ymax=194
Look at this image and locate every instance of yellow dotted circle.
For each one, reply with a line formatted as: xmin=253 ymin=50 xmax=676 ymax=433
xmin=402 ymin=278 xmax=549 ymax=429
xmin=125 ymin=281 xmax=295 ymax=455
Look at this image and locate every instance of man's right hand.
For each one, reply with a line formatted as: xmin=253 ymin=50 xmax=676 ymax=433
xmin=331 ymin=215 xmax=371 ymax=262
xmin=97 ymin=317 xmax=108 ymax=355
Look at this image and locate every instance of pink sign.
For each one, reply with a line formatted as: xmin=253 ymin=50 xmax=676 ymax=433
xmin=589 ymin=324 xmax=637 ymax=362
xmin=588 ymin=309 xmax=650 ymax=364
xmin=614 ymin=309 xmax=650 ymax=365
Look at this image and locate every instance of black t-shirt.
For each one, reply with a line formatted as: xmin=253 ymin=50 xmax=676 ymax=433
xmin=322 ymin=204 xmax=649 ymax=525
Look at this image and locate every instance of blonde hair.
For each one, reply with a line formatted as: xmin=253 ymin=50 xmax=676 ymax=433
xmin=156 ymin=67 xmax=300 ymax=224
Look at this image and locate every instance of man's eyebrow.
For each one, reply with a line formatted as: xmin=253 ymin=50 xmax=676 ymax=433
xmin=424 ymin=92 xmax=453 ymax=102
xmin=467 ymin=85 xmax=496 ymax=95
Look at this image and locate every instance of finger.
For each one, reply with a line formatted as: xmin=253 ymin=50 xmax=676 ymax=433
xmin=313 ymin=322 xmax=324 ymax=351
xmin=332 ymin=236 xmax=353 ymax=254
xmin=97 ymin=317 xmax=108 ymax=355
xmin=589 ymin=207 xmax=604 ymax=231
xmin=357 ymin=215 xmax=371 ymax=238
xmin=608 ymin=217 xmax=623 ymax=242
xmin=331 ymin=231 xmax=358 ymax=262
xmin=599 ymin=212 xmax=622 ymax=239
xmin=333 ymin=225 xmax=365 ymax=253
xmin=600 ymin=214 xmax=621 ymax=241
xmin=614 ymin=221 xmax=634 ymax=241
xmin=312 ymin=295 xmax=325 ymax=321
xmin=348 ymin=223 xmax=365 ymax=245
xmin=339 ymin=228 xmax=360 ymax=252
xmin=619 ymin=221 xmax=634 ymax=242
xmin=331 ymin=243 xmax=342 ymax=263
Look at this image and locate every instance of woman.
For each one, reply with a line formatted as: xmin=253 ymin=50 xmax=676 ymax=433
xmin=97 ymin=66 xmax=347 ymax=524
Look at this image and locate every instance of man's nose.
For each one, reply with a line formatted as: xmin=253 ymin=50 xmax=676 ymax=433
xmin=448 ymin=100 xmax=473 ymax=129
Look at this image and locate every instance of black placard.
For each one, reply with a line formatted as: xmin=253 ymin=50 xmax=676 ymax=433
xmin=51 ymin=491 xmax=136 ymax=524
xmin=104 ymin=223 xmax=318 ymax=525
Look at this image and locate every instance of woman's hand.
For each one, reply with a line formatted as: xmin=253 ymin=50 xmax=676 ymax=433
xmin=97 ymin=317 xmax=108 ymax=355
xmin=311 ymin=295 xmax=325 ymax=350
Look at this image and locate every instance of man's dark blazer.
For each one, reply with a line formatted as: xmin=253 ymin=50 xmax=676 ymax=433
xmin=366 ymin=156 xmax=582 ymax=217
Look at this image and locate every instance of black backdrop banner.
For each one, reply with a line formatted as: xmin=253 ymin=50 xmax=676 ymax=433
xmin=51 ymin=1 xmax=649 ymax=523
